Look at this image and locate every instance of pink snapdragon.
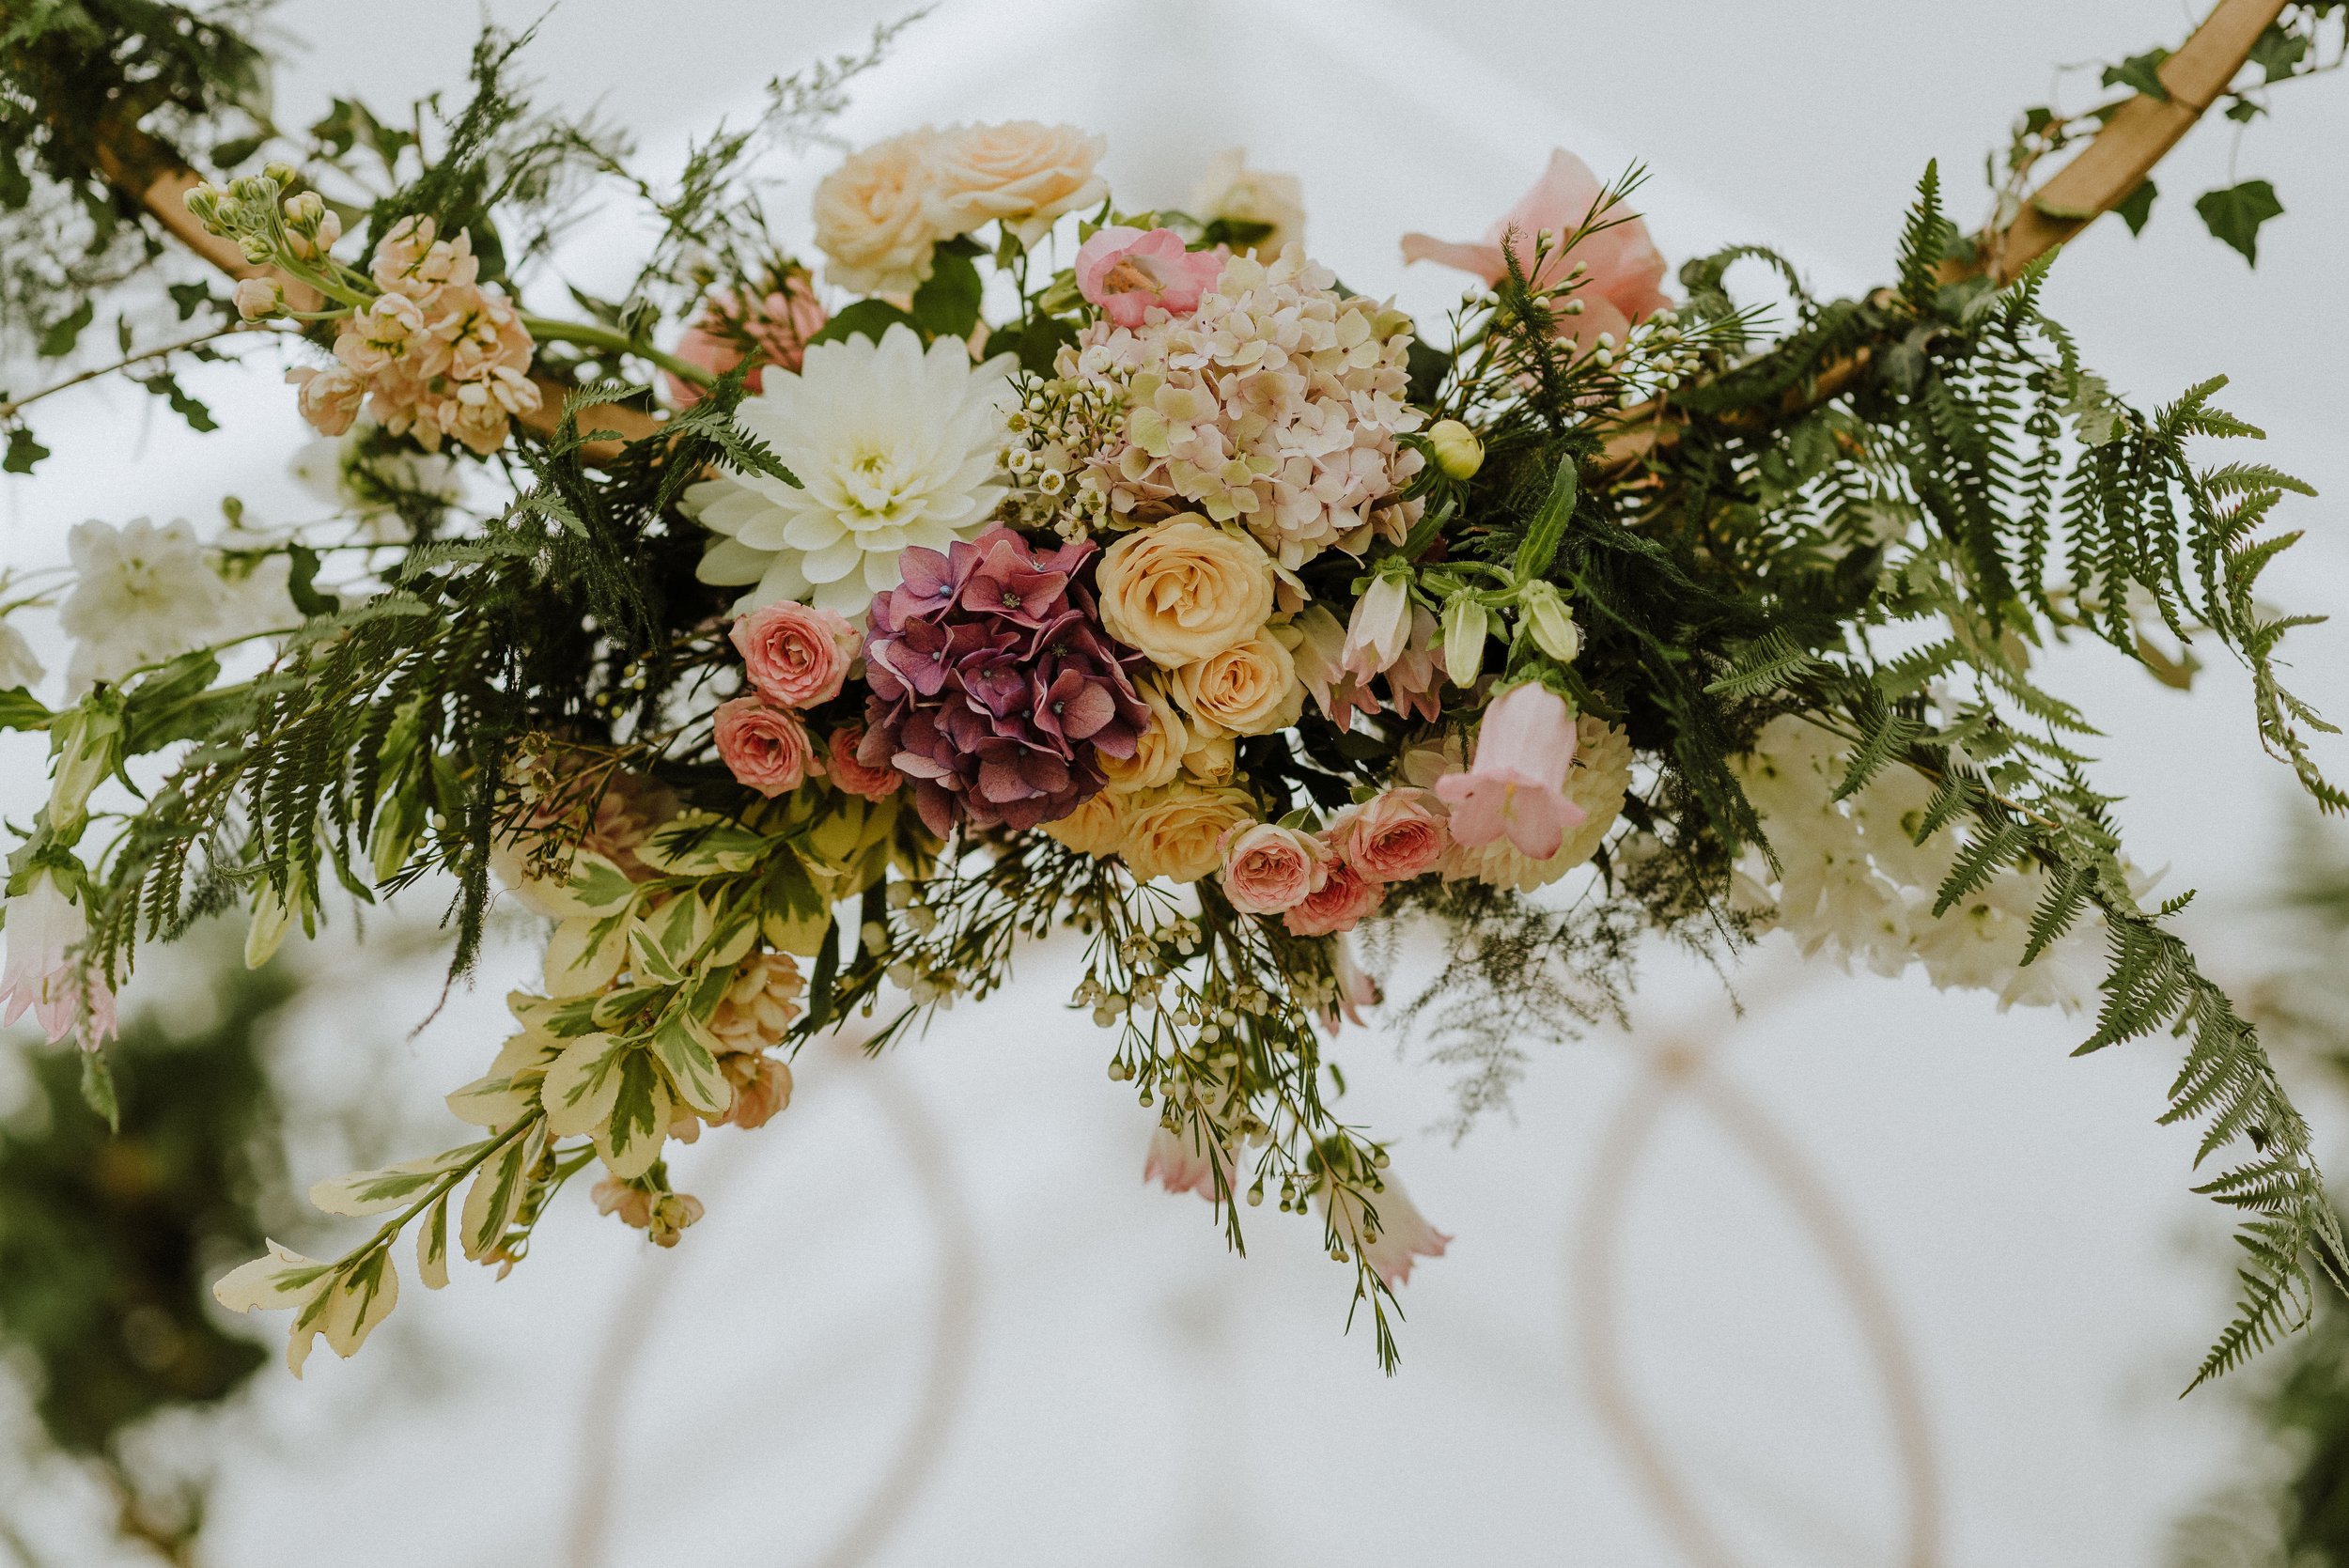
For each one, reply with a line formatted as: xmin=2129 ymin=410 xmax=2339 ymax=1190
xmin=1075 ymin=226 xmax=1225 ymax=329
xmin=1434 ymin=682 xmax=1585 ymax=859
xmin=1400 ymin=148 xmax=1671 ymax=353
xmin=731 ymin=601 xmax=861 ymax=708
xmin=1327 ymin=787 xmax=1452 ymax=883
xmin=664 ymin=282 xmax=828 ymax=407
xmin=1219 ymin=822 xmax=1330 ymax=914
xmin=1283 ymin=860 xmax=1383 ymax=937
xmin=714 ymin=698 xmax=818 ymax=797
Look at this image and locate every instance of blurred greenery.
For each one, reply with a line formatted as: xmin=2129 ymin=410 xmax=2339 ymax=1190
xmin=2173 ymin=817 xmax=2349 ymax=1568
xmin=0 ymin=929 xmax=296 ymax=1562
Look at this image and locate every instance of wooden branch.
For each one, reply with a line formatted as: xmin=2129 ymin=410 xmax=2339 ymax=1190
xmin=1595 ymin=0 xmax=2288 ymax=477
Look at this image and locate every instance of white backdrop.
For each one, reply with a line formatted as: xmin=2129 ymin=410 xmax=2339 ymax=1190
xmin=2 ymin=2 xmax=2345 ymax=1563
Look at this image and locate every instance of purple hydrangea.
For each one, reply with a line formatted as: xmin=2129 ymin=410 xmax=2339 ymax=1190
xmin=861 ymin=524 xmax=1150 ymax=835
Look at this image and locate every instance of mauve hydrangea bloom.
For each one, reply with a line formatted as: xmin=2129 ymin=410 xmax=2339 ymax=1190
xmin=862 ymin=525 xmax=1149 ymax=835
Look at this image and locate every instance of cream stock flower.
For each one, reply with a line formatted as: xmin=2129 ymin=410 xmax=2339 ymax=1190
xmin=1095 ymin=518 xmax=1276 ymax=667
xmin=924 ymin=121 xmax=1107 ymax=247
xmin=1170 ymin=631 xmax=1303 ymax=737
xmin=813 ymin=130 xmax=945 ymax=296
xmin=1113 ymin=782 xmax=1255 ymax=883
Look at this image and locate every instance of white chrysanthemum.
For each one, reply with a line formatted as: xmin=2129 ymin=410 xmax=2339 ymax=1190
xmin=58 ymin=518 xmax=229 ymax=691
xmin=684 ymin=325 xmax=1014 ymax=617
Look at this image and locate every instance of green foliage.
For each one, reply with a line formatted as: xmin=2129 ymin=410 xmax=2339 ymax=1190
xmin=2198 ymin=180 xmax=2288 ymax=266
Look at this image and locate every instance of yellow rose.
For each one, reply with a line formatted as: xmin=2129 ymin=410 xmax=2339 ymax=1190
xmin=1182 ymin=730 xmax=1236 ymax=784
xmin=1099 ymin=682 xmax=1189 ymax=795
xmin=814 ymin=130 xmax=944 ymax=296
xmin=924 ymin=122 xmax=1107 ymax=247
xmin=1115 ymin=782 xmax=1255 ymax=883
xmin=1043 ymin=789 xmax=1128 ymax=858
xmin=1170 ymin=632 xmax=1303 ymax=737
xmin=1096 ymin=517 xmax=1276 ymax=667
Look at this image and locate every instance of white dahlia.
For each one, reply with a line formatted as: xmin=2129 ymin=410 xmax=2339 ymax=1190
xmin=685 ymin=325 xmax=1014 ymax=617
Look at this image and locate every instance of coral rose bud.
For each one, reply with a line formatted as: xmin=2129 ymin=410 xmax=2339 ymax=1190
xmin=1219 ymin=822 xmax=1330 ymax=914
xmin=1283 ymin=860 xmax=1384 ymax=937
xmin=826 ymin=725 xmax=902 ymax=800
xmin=714 ymin=697 xmax=817 ymax=797
xmin=1426 ymin=418 xmax=1485 ymax=479
xmin=730 ymin=600 xmax=860 ymax=708
xmin=1327 ymin=788 xmax=1452 ymax=884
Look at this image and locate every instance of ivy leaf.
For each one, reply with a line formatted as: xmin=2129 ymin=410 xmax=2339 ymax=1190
xmin=0 ymin=687 xmax=48 ymax=731
xmin=2113 ymin=179 xmax=2157 ymax=237
xmin=210 ymin=132 xmax=268 ymax=170
xmin=3 ymin=426 xmax=49 ymax=474
xmin=285 ymin=544 xmax=338 ymax=617
xmin=136 ymin=371 xmax=219 ymax=433
xmin=2248 ymin=23 xmax=2309 ymax=83
xmin=2196 ymin=180 xmax=2284 ymax=267
xmin=2100 ymin=48 xmax=2171 ymax=101
xmin=37 ymin=299 xmax=92 ymax=359
xmin=804 ymin=299 xmax=917 ymax=349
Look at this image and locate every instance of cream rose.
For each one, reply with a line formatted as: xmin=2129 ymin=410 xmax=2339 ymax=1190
xmin=1170 ymin=632 xmax=1304 ymax=737
xmin=1182 ymin=730 xmax=1237 ymax=784
xmin=1099 ymin=683 xmax=1189 ymax=795
xmin=1190 ymin=148 xmax=1305 ymax=259
xmin=1042 ymin=789 xmax=1128 ymax=857
xmin=1115 ymin=783 xmax=1255 ymax=883
xmin=814 ymin=130 xmax=944 ymax=296
xmin=1096 ymin=518 xmax=1276 ymax=667
xmin=924 ymin=121 xmax=1107 ymax=247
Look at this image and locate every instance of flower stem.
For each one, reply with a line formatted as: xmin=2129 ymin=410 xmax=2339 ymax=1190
xmin=521 ymin=315 xmax=713 ymax=390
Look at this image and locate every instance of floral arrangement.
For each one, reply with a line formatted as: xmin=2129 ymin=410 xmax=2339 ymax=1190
xmin=0 ymin=2 xmax=2342 ymax=1384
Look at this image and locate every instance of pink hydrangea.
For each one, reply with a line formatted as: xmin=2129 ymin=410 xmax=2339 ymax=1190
xmin=1283 ymin=860 xmax=1383 ymax=937
xmin=715 ymin=698 xmax=818 ymax=798
xmin=1327 ymin=787 xmax=1451 ymax=883
xmin=1075 ymin=226 xmax=1225 ymax=329
xmin=1219 ymin=822 xmax=1330 ymax=914
xmin=1400 ymin=148 xmax=1672 ymax=354
xmin=731 ymin=601 xmax=860 ymax=708
xmin=1435 ymin=682 xmax=1585 ymax=860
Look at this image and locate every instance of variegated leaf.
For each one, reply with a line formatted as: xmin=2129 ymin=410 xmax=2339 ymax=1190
xmin=636 ymin=812 xmax=768 ymax=875
xmin=416 ymin=1192 xmax=451 ymax=1290
xmin=309 ymin=1142 xmax=488 ymax=1217
xmin=459 ymin=1126 xmax=540 ymax=1262
xmin=524 ymin=850 xmax=638 ymax=920
xmin=446 ymin=1072 xmax=537 ymax=1130
xmin=651 ymin=1014 xmax=731 ymax=1118
xmin=596 ymin=1049 xmax=674 ymax=1180
xmin=212 ymin=1240 xmax=333 ymax=1315
xmin=540 ymin=1032 xmax=628 ymax=1138
xmin=319 ymin=1249 xmax=399 ymax=1360
xmin=628 ymin=893 xmax=712 ymax=986
xmin=545 ymin=910 xmax=629 ymax=996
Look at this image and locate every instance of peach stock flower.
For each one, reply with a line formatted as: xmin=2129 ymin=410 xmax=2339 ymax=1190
xmin=1219 ymin=822 xmax=1330 ymax=914
xmin=1400 ymin=148 xmax=1671 ymax=352
xmin=1076 ymin=226 xmax=1224 ymax=330
xmin=1435 ymin=683 xmax=1585 ymax=861
xmin=730 ymin=600 xmax=860 ymax=708
xmin=714 ymin=698 xmax=817 ymax=797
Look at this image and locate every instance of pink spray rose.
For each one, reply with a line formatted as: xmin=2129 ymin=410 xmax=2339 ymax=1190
xmin=1283 ymin=859 xmax=1384 ymax=938
xmin=1075 ymin=226 xmax=1226 ymax=330
xmin=663 ymin=281 xmax=828 ymax=407
xmin=1435 ymin=682 xmax=1585 ymax=860
xmin=731 ymin=600 xmax=861 ymax=708
xmin=825 ymin=725 xmax=902 ymax=800
xmin=1327 ymin=787 xmax=1452 ymax=884
xmin=1400 ymin=148 xmax=1671 ymax=353
xmin=1219 ymin=822 xmax=1330 ymax=915
xmin=714 ymin=697 xmax=818 ymax=798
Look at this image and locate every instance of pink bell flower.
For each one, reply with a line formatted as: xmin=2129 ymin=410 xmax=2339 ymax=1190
xmin=1317 ymin=1168 xmax=1450 ymax=1288
xmin=1399 ymin=148 xmax=1671 ymax=354
xmin=1434 ymin=682 xmax=1585 ymax=860
xmin=0 ymin=867 xmax=111 ymax=1045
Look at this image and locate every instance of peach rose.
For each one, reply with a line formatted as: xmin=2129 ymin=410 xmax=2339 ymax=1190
xmin=731 ymin=600 xmax=860 ymax=708
xmin=1115 ymin=783 xmax=1255 ymax=883
xmin=825 ymin=725 xmax=902 ymax=800
xmin=1171 ymin=631 xmax=1304 ymax=737
xmin=1327 ymin=787 xmax=1452 ymax=883
xmin=715 ymin=697 xmax=817 ymax=798
xmin=924 ymin=121 xmax=1107 ymax=247
xmin=814 ymin=130 xmax=944 ymax=296
xmin=1283 ymin=860 xmax=1384 ymax=937
xmin=1041 ymin=788 xmax=1128 ymax=857
xmin=1096 ymin=518 xmax=1277 ymax=667
xmin=1219 ymin=822 xmax=1329 ymax=914
xmin=1099 ymin=684 xmax=1189 ymax=795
